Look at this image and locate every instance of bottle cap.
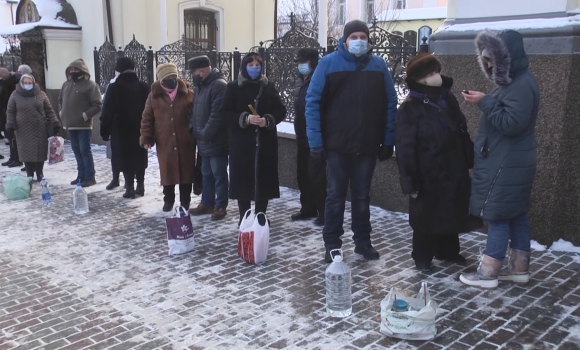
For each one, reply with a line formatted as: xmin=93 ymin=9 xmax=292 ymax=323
xmin=333 ymin=255 xmax=343 ymax=263
xmin=394 ymin=299 xmax=409 ymax=311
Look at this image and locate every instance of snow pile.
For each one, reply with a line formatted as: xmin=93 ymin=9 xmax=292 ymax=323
xmin=0 ymin=0 xmax=79 ymax=36
xmin=549 ymin=239 xmax=580 ymax=254
xmin=530 ymin=240 xmax=547 ymax=252
xmin=437 ymin=14 xmax=580 ymax=33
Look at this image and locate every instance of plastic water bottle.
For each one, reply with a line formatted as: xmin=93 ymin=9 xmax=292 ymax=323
xmin=73 ymin=180 xmax=89 ymax=214
xmin=325 ymin=249 xmax=352 ymax=317
xmin=0 ymin=175 xmax=5 ymax=194
xmin=40 ymin=177 xmax=51 ymax=207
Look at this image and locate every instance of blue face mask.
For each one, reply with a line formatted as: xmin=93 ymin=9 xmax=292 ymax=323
xmin=348 ymin=39 xmax=368 ymax=57
xmin=23 ymin=84 xmax=33 ymax=91
xmin=247 ymin=66 xmax=261 ymax=80
xmin=298 ymin=63 xmax=311 ymax=76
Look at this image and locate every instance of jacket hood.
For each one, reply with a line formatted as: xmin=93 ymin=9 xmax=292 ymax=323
xmin=202 ymin=68 xmax=226 ymax=86
xmin=237 ymin=71 xmax=268 ymax=87
xmin=65 ymin=58 xmax=91 ymax=80
xmin=475 ymin=29 xmax=528 ymax=86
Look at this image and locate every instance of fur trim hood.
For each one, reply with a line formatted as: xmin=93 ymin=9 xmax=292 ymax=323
xmin=475 ymin=30 xmax=528 ymax=87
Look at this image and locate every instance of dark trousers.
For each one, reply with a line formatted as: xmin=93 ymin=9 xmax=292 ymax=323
xmin=238 ymin=200 xmax=268 ymax=225
xmin=9 ymin=136 xmax=19 ymax=162
xmin=297 ymin=143 xmax=326 ymax=217
xmin=163 ymin=184 xmax=192 ymax=205
xmin=123 ymin=169 xmax=145 ymax=189
xmin=412 ymin=231 xmax=460 ymax=264
xmin=323 ymin=151 xmax=376 ymax=250
xmin=24 ymin=162 xmax=44 ymax=178
xmin=69 ymin=130 xmax=95 ymax=180
xmin=111 ymin=159 xmax=121 ymax=179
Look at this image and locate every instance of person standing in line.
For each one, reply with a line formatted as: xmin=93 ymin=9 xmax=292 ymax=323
xmin=59 ymin=58 xmax=102 ymax=187
xmin=0 ymin=66 xmax=29 ymax=167
xmin=187 ymin=55 xmax=229 ymax=220
xmin=101 ymin=71 xmax=123 ymax=190
xmin=220 ymin=52 xmax=286 ymax=225
xmin=395 ymin=53 xmax=478 ymax=272
xmin=101 ymin=57 xmax=150 ymax=199
xmin=140 ymin=63 xmax=196 ymax=212
xmin=291 ymin=48 xmax=326 ymax=227
xmin=460 ymin=30 xmax=539 ymax=289
xmin=15 ymin=65 xmax=33 ymax=172
xmin=5 ymin=74 xmax=60 ymax=181
xmin=306 ymin=20 xmax=398 ymax=263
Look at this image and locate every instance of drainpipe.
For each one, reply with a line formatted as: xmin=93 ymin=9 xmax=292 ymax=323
xmin=105 ymin=0 xmax=114 ymax=44
xmin=160 ymin=0 xmax=167 ymax=46
xmin=274 ymin=0 xmax=278 ymax=39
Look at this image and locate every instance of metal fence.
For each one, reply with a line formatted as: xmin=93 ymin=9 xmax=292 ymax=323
xmin=0 ymin=51 xmax=21 ymax=73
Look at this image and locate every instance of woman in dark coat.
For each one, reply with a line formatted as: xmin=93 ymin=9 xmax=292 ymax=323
xmin=140 ymin=63 xmax=196 ymax=212
xmin=5 ymin=74 xmax=60 ymax=181
xmin=221 ymin=52 xmax=287 ymax=224
xmin=395 ymin=53 xmax=478 ymax=272
xmin=101 ymin=57 xmax=150 ymax=199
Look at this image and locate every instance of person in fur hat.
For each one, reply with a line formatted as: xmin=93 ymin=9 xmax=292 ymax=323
xmin=395 ymin=53 xmax=479 ymax=272
xmin=460 ymin=30 xmax=539 ymax=289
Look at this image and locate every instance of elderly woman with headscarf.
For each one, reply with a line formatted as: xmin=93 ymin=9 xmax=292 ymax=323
xmin=5 ymin=74 xmax=60 ymax=181
xmin=140 ymin=63 xmax=196 ymax=212
xmin=220 ymin=52 xmax=287 ymax=225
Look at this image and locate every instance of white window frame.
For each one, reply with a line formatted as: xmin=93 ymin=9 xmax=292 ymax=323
xmin=335 ymin=0 xmax=347 ymax=25
xmin=366 ymin=0 xmax=375 ymax=22
xmin=394 ymin=0 xmax=406 ymax=10
xmin=178 ymin=0 xmax=225 ymax=51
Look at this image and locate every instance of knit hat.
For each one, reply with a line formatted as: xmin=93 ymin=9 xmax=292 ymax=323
xmin=188 ymin=55 xmax=210 ymax=70
xmin=157 ymin=63 xmax=178 ymax=81
xmin=343 ymin=20 xmax=370 ymax=41
xmin=295 ymin=48 xmax=319 ymax=63
xmin=0 ymin=67 xmax=9 ymax=80
xmin=115 ymin=57 xmax=135 ymax=72
xmin=405 ymin=53 xmax=442 ymax=83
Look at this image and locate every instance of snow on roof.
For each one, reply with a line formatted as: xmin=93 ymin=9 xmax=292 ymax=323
xmin=0 ymin=0 xmax=79 ymax=36
xmin=436 ymin=14 xmax=580 ymax=33
xmin=378 ymin=7 xmax=447 ymax=22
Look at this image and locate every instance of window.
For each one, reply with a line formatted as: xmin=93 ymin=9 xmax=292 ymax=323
xmin=334 ymin=0 xmax=347 ymax=25
xmin=395 ymin=0 xmax=406 ymax=10
xmin=184 ymin=9 xmax=216 ymax=50
xmin=366 ymin=0 xmax=375 ymax=22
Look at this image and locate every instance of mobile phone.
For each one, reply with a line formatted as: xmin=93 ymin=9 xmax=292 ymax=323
xmin=462 ymin=90 xmax=470 ymax=94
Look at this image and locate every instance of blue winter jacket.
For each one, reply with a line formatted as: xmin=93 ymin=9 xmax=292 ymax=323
xmin=305 ymin=37 xmax=398 ymax=154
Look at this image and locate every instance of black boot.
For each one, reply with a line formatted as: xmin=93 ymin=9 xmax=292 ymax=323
xmin=2 ymin=159 xmax=14 ymax=166
xmin=123 ymin=184 xmax=136 ymax=199
xmin=163 ymin=202 xmax=174 ymax=212
xmin=106 ymin=177 xmax=120 ymax=190
xmin=135 ymin=182 xmax=145 ymax=197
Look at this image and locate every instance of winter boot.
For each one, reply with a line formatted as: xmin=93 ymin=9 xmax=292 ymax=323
xmin=123 ymin=182 xmax=136 ymax=199
xmin=106 ymin=177 xmax=120 ymax=190
xmin=163 ymin=202 xmax=174 ymax=212
xmin=498 ymin=248 xmax=531 ymax=284
xmin=459 ymin=254 xmax=502 ymax=289
xmin=135 ymin=182 xmax=145 ymax=197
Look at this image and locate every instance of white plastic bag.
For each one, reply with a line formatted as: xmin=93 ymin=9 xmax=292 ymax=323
xmin=165 ymin=206 xmax=195 ymax=255
xmin=380 ymin=282 xmax=439 ymax=340
xmin=47 ymin=136 xmax=65 ymax=165
xmin=237 ymin=209 xmax=270 ymax=264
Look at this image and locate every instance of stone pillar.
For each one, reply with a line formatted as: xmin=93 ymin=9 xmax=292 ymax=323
xmin=430 ymin=0 xmax=580 ymax=245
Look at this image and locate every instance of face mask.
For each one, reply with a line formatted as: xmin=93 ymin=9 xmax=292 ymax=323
xmin=419 ymin=73 xmax=443 ymax=87
xmin=247 ymin=66 xmax=261 ymax=80
xmin=298 ymin=63 xmax=311 ymax=76
xmin=347 ymin=39 xmax=368 ymax=57
xmin=162 ymin=78 xmax=177 ymax=89
xmin=23 ymin=84 xmax=33 ymax=91
xmin=192 ymin=74 xmax=203 ymax=86
xmin=70 ymin=72 xmax=83 ymax=82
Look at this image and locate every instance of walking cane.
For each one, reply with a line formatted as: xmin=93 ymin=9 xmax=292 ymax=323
xmin=248 ymin=104 xmax=260 ymax=207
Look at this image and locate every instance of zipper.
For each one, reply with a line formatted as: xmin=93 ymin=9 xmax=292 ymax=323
xmin=480 ymin=166 xmax=502 ymax=217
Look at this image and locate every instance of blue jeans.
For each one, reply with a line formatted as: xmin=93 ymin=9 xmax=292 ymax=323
xmin=201 ymin=155 xmax=229 ymax=209
xmin=485 ymin=212 xmax=531 ymax=261
xmin=323 ymin=151 xmax=376 ymax=249
xmin=69 ymin=130 xmax=95 ymax=180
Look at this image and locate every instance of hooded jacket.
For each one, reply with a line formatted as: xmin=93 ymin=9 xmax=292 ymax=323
xmin=58 ymin=58 xmax=102 ymax=130
xmin=470 ymin=30 xmax=539 ymax=221
xmin=305 ymin=37 xmax=398 ymax=155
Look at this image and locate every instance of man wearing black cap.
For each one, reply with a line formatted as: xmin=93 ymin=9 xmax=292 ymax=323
xmin=291 ymin=48 xmax=326 ymax=226
xmin=188 ymin=55 xmax=229 ymax=220
xmin=306 ymin=19 xmax=398 ymax=263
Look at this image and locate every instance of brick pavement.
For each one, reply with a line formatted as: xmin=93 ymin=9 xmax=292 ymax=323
xmin=0 ymin=142 xmax=579 ymax=350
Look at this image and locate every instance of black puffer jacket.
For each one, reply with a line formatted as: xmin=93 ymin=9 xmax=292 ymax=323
xmin=293 ymin=73 xmax=311 ymax=148
xmin=189 ymin=69 xmax=228 ymax=157
xmin=0 ymin=74 xmax=18 ymax=132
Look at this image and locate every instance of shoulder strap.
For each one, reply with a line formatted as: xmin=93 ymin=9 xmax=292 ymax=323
xmin=355 ymin=55 xmax=371 ymax=72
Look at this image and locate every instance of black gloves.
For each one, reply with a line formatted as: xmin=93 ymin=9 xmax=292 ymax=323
xmin=5 ymin=128 xmax=14 ymax=139
xmin=53 ymin=126 xmax=60 ymax=136
xmin=310 ymin=147 xmax=325 ymax=161
xmin=100 ymin=130 xmax=109 ymax=142
xmin=378 ymin=145 xmax=394 ymax=162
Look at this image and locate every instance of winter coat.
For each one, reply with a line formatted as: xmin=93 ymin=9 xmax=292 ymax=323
xmin=470 ymin=30 xmax=539 ymax=221
xmin=140 ymin=79 xmax=196 ymax=186
xmin=221 ymin=74 xmax=287 ymax=200
xmin=189 ymin=68 xmax=228 ymax=157
xmin=293 ymin=72 xmax=311 ymax=148
xmin=101 ymin=71 xmax=150 ymax=174
xmin=58 ymin=58 xmax=102 ymax=130
xmin=305 ymin=37 xmax=398 ymax=154
xmin=396 ymin=77 xmax=474 ymax=234
xmin=0 ymin=74 xmax=18 ymax=132
xmin=6 ymin=84 xmax=60 ymax=162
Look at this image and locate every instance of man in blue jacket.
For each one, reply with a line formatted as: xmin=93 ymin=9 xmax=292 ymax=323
xmin=306 ymin=20 xmax=398 ymax=263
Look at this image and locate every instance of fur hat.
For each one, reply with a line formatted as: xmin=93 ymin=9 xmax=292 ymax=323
xmin=295 ymin=48 xmax=319 ymax=63
xmin=343 ymin=20 xmax=370 ymax=41
xmin=157 ymin=63 xmax=178 ymax=81
xmin=188 ymin=55 xmax=210 ymax=70
xmin=405 ymin=53 xmax=442 ymax=83
xmin=0 ymin=67 xmax=9 ymax=80
xmin=115 ymin=57 xmax=135 ymax=72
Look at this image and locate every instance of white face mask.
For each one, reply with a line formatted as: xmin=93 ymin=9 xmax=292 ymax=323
xmin=23 ymin=83 xmax=33 ymax=91
xmin=419 ymin=73 xmax=443 ymax=87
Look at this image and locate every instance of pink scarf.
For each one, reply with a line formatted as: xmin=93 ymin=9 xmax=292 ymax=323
xmin=161 ymin=84 xmax=178 ymax=102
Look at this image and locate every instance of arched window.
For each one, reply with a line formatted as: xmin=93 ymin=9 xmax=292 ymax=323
xmin=17 ymin=0 xmax=40 ymax=24
xmin=184 ymin=10 xmax=216 ymax=50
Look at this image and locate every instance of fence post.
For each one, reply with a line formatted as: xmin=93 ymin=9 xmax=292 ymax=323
xmin=209 ymin=47 xmax=218 ymax=68
xmin=233 ymin=47 xmax=240 ymax=81
xmin=325 ymin=45 xmax=336 ymax=55
xmin=93 ymin=47 xmax=101 ymax=87
xmin=258 ymin=42 xmax=267 ymax=75
xmin=419 ymin=36 xmax=429 ymax=53
xmin=117 ymin=45 xmax=124 ymax=58
xmin=146 ymin=46 xmax=154 ymax=87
